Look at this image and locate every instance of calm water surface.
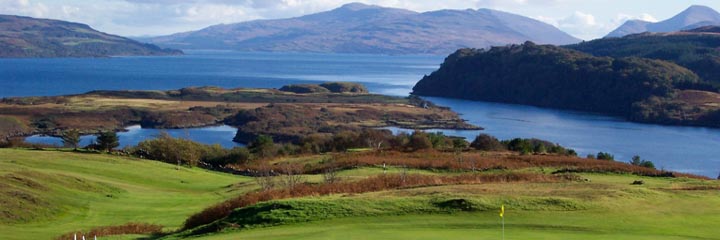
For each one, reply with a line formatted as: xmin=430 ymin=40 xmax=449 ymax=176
xmin=25 ymin=125 xmax=241 ymax=149
xmin=5 ymin=51 xmax=720 ymax=177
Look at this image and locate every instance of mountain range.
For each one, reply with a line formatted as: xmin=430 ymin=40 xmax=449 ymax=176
xmin=144 ymin=2 xmax=580 ymax=54
xmin=607 ymin=5 xmax=720 ymax=37
xmin=0 ymin=15 xmax=181 ymax=58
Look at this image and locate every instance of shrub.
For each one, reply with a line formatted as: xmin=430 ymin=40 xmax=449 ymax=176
xmin=205 ymin=146 xmax=251 ymax=165
xmin=452 ymin=138 xmax=469 ymax=150
xmin=131 ymin=133 xmax=251 ymax=166
xmin=629 ymin=155 xmax=655 ymax=169
xmin=408 ymin=131 xmax=433 ymax=151
xmin=427 ymin=132 xmax=451 ymax=149
xmin=470 ymin=134 xmax=504 ymax=151
xmin=597 ymin=152 xmax=615 ymax=161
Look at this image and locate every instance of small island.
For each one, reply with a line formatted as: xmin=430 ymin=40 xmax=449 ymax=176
xmin=0 ymin=82 xmax=479 ymax=145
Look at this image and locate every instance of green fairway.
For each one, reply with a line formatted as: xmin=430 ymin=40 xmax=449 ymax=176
xmin=177 ymin=174 xmax=720 ymax=240
xmin=192 ymin=211 xmax=719 ymax=240
xmin=0 ymin=148 xmax=253 ymax=240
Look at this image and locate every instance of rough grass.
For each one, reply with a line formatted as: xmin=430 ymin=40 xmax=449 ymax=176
xmin=181 ymin=172 xmax=564 ymax=231
xmin=236 ymin=151 xmax=708 ymax=179
xmin=0 ymin=148 xmax=252 ymax=240
xmin=175 ymin=195 xmax=586 ymax=238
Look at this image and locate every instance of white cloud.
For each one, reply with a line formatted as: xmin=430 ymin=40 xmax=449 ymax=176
xmin=615 ymin=13 xmax=658 ymax=25
xmin=552 ymin=11 xmax=607 ymax=40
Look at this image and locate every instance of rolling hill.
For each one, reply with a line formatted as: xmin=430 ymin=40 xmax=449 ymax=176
xmin=145 ymin=2 xmax=580 ymax=54
xmin=0 ymin=15 xmax=182 ymax=58
xmin=0 ymin=148 xmax=249 ymax=239
xmin=607 ymin=5 xmax=720 ymax=37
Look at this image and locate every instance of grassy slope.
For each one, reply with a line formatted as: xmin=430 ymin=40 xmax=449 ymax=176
xmin=184 ymin=174 xmax=720 ymax=240
xmin=2 ymin=149 xmax=719 ymax=239
xmin=0 ymin=149 xmax=253 ymax=240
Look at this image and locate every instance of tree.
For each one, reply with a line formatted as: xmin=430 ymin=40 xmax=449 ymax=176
xmin=61 ymin=129 xmax=81 ymax=150
xmin=249 ymin=135 xmax=276 ymax=159
xmin=630 ymin=155 xmax=655 ymax=169
xmin=96 ymin=131 xmax=119 ymax=152
xmin=596 ymin=152 xmax=614 ymax=161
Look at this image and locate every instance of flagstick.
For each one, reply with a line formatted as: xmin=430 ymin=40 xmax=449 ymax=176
xmin=502 ymin=216 xmax=505 ymax=240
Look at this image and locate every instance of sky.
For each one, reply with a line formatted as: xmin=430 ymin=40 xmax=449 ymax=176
xmin=1 ymin=0 xmax=720 ymax=40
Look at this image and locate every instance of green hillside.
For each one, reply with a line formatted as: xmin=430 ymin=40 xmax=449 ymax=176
xmin=0 ymin=15 xmax=182 ymax=58
xmin=2 ymin=148 xmax=719 ymax=239
xmin=0 ymin=149 xmax=251 ymax=239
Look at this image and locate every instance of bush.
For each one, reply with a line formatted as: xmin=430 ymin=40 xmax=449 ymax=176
xmin=470 ymin=134 xmax=505 ymax=151
xmin=408 ymin=131 xmax=433 ymax=151
xmin=597 ymin=152 xmax=615 ymax=161
xmin=629 ymin=155 xmax=655 ymax=169
xmin=505 ymin=138 xmax=533 ymax=154
xmin=205 ymin=147 xmax=251 ymax=165
xmin=130 ymin=133 xmax=253 ymax=166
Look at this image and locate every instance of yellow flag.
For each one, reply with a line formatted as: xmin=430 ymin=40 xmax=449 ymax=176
xmin=500 ymin=204 xmax=504 ymax=218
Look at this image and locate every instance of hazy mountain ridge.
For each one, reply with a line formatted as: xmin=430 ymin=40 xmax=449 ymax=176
xmin=0 ymin=15 xmax=182 ymax=58
xmin=607 ymin=5 xmax=720 ymax=37
xmin=146 ymin=2 xmax=580 ymax=54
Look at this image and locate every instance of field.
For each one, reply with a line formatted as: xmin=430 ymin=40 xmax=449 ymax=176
xmin=1 ymin=148 xmax=719 ymax=239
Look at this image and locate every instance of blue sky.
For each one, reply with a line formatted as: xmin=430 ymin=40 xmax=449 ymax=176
xmin=1 ymin=0 xmax=719 ymax=39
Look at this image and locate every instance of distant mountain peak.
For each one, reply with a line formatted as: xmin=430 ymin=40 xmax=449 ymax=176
xmin=337 ymin=2 xmax=379 ymax=11
xmin=607 ymin=5 xmax=720 ymax=37
xmin=147 ymin=4 xmax=580 ymax=54
xmin=684 ymin=5 xmax=718 ymax=13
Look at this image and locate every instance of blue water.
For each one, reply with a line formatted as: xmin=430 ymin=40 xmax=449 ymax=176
xmin=4 ymin=51 xmax=720 ymax=177
xmin=387 ymin=98 xmax=720 ymax=177
xmin=25 ymin=125 xmax=241 ymax=149
xmin=0 ymin=50 xmax=441 ymax=97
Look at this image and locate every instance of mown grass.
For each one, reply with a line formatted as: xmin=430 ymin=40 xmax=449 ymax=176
xmin=0 ymin=148 xmax=253 ymax=240
xmin=178 ymin=173 xmax=720 ymax=240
